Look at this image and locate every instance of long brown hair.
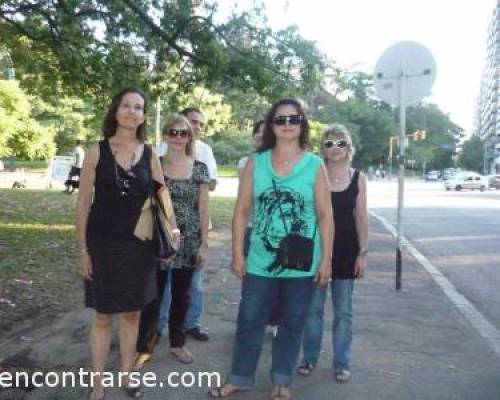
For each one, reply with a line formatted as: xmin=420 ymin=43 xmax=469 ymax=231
xmin=102 ymin=87 xmax=148 ymax=141
xmin=258 ymin=98 xmax=310 ymax=152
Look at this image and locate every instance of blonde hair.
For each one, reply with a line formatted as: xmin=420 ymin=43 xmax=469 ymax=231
xmin=322 ymin=123 xmax=355 ymax=162
xmin=162 ymin=114 xmax=194 ymax=156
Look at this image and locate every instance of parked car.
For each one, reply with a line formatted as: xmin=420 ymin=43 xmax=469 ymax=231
xmin=487 ymin=174 xmax=500 ymax=190
xmin=425 ymin=170 xmax=440 ymax=181
xmin=444 ymin=172 xmax=489 ymax=191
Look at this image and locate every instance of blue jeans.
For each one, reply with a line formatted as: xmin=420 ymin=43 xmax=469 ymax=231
xmin=157 ymin=268 xmax=172 ymax=334
xmin=158 ymin=267 xmax=204 ymax=333
xmin=184 ymin=267 xmax=204 ymax=331
xmin=301 ymin=279 xmax=354 ymax=370
xmin=228 ymin=273 xmax=315 ymax=387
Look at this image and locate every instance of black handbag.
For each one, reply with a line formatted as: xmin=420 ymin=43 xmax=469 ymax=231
xmin=149 ymin=150 xmax=177 ymax=260
xmin=273 ymin=180 xmax=316 ymax=271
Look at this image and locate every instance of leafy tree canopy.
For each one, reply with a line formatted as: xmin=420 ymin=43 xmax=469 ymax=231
xmin=0 ymin=0 xmax=327 ymax=103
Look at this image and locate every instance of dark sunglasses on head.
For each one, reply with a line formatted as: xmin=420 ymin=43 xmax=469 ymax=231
xmin=273 ymin=114 xmax=303 ymax=126
xmin=323 ymin=139 xmax=348 ymax=149
xmin=167 ymin=128 xmax=189 ymax=138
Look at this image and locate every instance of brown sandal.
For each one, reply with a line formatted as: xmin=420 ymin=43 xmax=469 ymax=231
xmin=171 ymin=347 xmax=194 ymax=364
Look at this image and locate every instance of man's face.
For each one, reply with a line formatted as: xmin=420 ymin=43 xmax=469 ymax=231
xmin=185 ymin=111 xmax=204 ymax=139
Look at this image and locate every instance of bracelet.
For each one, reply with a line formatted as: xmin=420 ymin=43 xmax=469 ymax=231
xmin=172 ymin=228 xmax=181 ymax=235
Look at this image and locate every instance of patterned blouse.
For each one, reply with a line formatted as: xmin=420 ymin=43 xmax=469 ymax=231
xmin=164 ymin=160 xmax=210 ymax=269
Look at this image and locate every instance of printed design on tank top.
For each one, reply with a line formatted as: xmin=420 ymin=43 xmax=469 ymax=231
xmin=254 ymin=183 xmax=310 ymax=275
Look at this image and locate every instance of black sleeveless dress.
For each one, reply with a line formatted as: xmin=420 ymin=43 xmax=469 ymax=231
xmin=84 ymin=140 xmax=157 ymax=313
xmin=331 ymin=170 xmax=360 ymax=280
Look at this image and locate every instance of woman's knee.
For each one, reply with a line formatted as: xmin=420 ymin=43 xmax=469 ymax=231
xmin=120 ymin=311 xmax=140 ymax=324
xmin=93 ymin=312 xmax=113 ymax=329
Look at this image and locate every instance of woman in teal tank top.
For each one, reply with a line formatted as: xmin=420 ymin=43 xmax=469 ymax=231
xmin=210 ymin=99 xmax=334 ymax=399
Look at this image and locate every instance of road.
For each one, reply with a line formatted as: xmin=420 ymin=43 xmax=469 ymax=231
xmin=368 ymin=180 xmax=500 ymax=331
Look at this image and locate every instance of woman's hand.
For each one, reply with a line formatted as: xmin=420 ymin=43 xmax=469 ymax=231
xmin=78 ymin=253 xmax=93 ymax=280
xmin=314 ymin=261 xmax=331 ymax=287
xmin=196 ymin=243 xmax=208 ymax=268
xmin=230 ymin=254 xmax=246 ymax=279
xmin=354 ymin=255 xmax=367 ymax=279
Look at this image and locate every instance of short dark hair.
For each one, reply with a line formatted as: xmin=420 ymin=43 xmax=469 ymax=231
xmin=102 ymin=87 xmax=148 ymax=141
xmin=259 ymin=98 xmax=309 ymax=152
xmin=180 ymin=107 xmax=203 ymax=117
xmin=76 ymin=139 xmax=82 ymax=146
xmin=252 ymin=120 xmax=265 ymax=137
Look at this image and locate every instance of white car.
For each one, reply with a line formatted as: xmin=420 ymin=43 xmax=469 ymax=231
xmin=444 ymin=172 xmax=489 ymax=191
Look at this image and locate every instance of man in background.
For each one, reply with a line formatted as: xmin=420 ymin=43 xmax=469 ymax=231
xmin=64 ymin=140 xmax=84 ymax=193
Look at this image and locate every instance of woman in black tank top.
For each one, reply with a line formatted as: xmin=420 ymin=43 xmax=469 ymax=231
xmin=76 ymin=88 xmax=176 ymax=400
xmin=298 ymin=124 xmax=369 ymax=383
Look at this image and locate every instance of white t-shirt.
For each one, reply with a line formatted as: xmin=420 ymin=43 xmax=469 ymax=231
xmin=155 ymin=140 xmax=218 ymax=180
xmin=72 ymin=146 xmax=85 ymax=168
xmin=237 ymin=156 xmax=249 ymax=173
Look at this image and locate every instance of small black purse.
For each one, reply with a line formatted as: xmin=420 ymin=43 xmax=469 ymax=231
xmin=273 ymin=180 xmax=316 ymax=271
xmin=150 ymin=190 xmax=177 ymax=260
xmin=149 ymin=151 xmax=177 ymax=260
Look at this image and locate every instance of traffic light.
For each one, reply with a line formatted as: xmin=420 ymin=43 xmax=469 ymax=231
xmin=413 ymin=130 xmax=427 ymax=141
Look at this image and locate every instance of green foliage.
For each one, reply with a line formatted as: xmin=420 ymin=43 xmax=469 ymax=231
xmin=459 ymin=136 xmax=484 ymax=173
xmin=208 ymin=128 xmax=253 ymax=165
xmin=0 ymin=1 xmax=327 ymax=103
xmin=0 ymin=80 xmax=56 ymax=159
xmin=405 ymin=103 xmax=462 ymax=170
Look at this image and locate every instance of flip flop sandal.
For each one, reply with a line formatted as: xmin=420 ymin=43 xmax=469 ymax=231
xmin=270 ymin=385 xmax=292 ymax=399
xmin=334 ymin=369 xmax=351 ymax=383
xmin=296 ymin=362 xmax=314 ymax=376
xmin=208 ymin=385 xmax=251 ymax=398
xmin=171 ymin=348 xmax=194 ymax=364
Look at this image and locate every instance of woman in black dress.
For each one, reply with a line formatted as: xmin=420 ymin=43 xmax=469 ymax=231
xmin=76 ymin=88 xmax=176 ymax=400
xmin=297 ymin=124 xmax=368 ymax=383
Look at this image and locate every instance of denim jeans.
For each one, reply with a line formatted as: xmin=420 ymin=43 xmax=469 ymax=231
xmin=301 ymin=279 xmax=354 ymax=370
xmin=157 ymin=268 xmax=172 ymax=334
xmin=228 ymin=273 xmax=315 ymax=387
xmin=184 ymin=267 xmax=204 ymax=331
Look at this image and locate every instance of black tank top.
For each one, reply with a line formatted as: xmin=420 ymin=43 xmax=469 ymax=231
xmin=331 ymin=170 xmax=360 ymax=279
xmin=87 ymin=140 xmax=151 ymax=240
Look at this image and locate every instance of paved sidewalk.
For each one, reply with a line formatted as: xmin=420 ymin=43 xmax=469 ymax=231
xmin=2 ymin=217 xmax=500 ymax=399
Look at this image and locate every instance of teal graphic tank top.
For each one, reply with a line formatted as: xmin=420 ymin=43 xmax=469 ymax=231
xmin=246 ymin=149 xmax=323 ymax=278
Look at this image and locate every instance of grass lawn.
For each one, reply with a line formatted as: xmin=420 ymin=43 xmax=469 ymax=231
xmin=218 ymin=164 xmax=238 ymax=177
xmin=0 ymin=189 xmax=234 ymax=336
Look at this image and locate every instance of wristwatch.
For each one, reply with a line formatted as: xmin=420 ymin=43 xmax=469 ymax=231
xmin=359 ymin=248 xmax=368 ymax=257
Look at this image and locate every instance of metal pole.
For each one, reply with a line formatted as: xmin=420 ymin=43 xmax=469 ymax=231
xmin=155 ymin=96 xmax=161 ymax=148
xmin=396 ymin=71 xmax=406 ymax=291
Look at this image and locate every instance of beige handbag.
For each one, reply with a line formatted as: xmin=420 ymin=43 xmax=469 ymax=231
xmin=134 ymin=185 xmax=175 ymax=241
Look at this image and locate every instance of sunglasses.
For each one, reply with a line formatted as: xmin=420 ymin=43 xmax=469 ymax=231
xmin=273 ymin=114 xmax=303 ymax=126
xmin=167 ymin=128 xmax=189 ymax=138
xmin=323 ymin=139 xmax=348 ymax=149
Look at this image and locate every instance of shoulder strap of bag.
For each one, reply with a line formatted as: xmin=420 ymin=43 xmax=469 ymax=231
xmin=272 ymin=179 xmax=289 ymax=235
xmin=272 ymin=179 xmax=317 ymax=240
